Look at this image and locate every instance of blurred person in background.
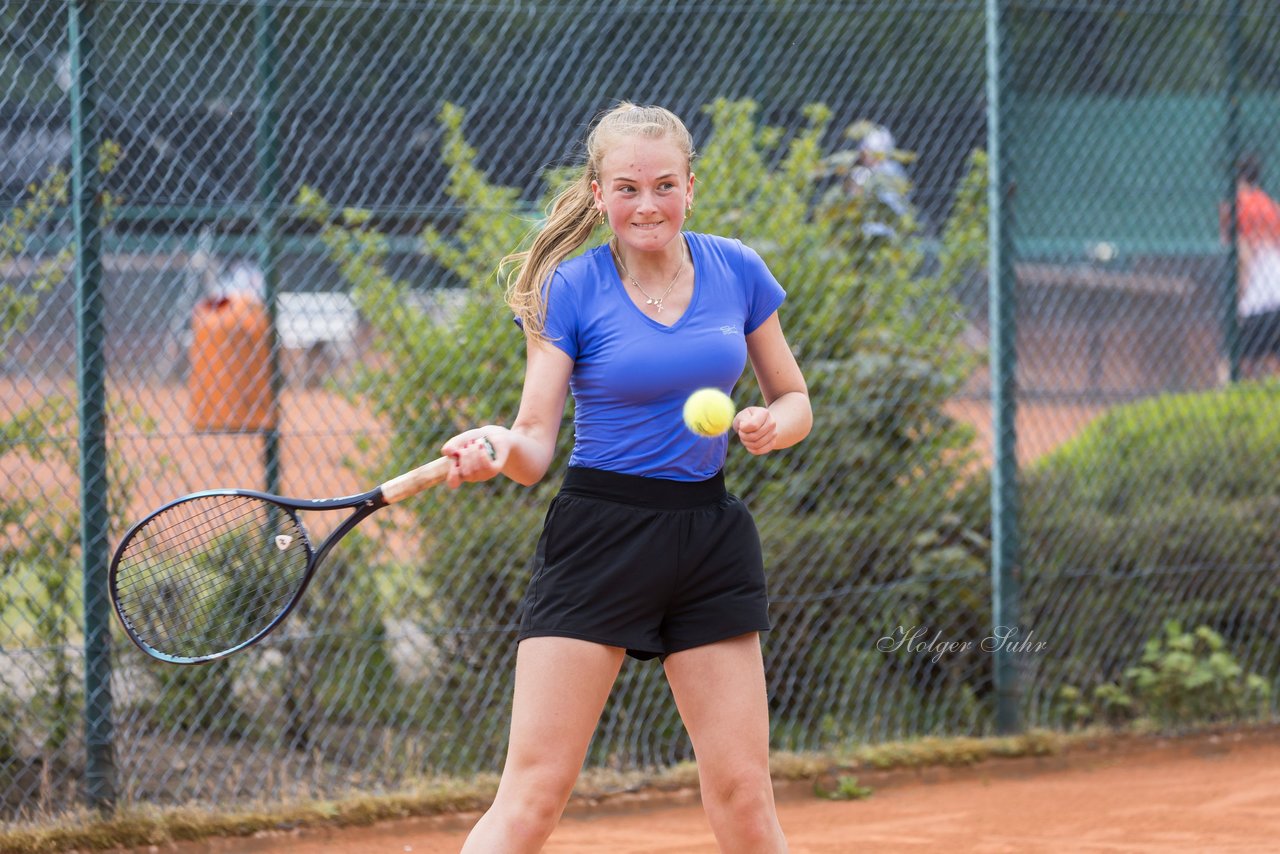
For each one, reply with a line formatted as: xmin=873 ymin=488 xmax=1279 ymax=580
xmin=1221 ymin=152 xmax=1280 ymax=379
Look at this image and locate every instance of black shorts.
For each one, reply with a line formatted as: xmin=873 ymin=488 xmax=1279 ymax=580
xmin=1241 ymin=309 xmax=1280 ymax=359
xmin=518 ymin=466 xmax=771 ymax=660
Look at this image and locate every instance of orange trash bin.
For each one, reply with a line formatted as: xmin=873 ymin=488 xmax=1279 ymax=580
xmin=188 ymin=293 xmax=278 ymax=431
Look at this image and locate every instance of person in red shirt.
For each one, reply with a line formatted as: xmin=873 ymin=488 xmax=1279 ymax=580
xmin=1221 ymin=153 xmax=1280 ymax=377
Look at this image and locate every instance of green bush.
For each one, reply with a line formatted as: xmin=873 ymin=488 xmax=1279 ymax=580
xmin=1057 ymin=620 xmax=1270 ymax=729
xmin=1021 ymin=383 xmax=1280 ymax=725
xmin=1023 ymin=383 xmax=1280 ymax=591
xmin=297 ymin=101 xmax=550 ymax=633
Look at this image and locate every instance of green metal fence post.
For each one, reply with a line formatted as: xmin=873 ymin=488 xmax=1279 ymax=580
xmin=1223 ymin=0 xmax=1243 ymax=383
xmin=986 ymin=0 xmax=1022 ymax=735
xmin=70 ymin=0 xmax=116 ymax=812
xmin=256 ymin=0 xmax=283 ymax=495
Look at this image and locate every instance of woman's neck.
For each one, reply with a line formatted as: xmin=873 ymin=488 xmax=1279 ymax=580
xmin=612 ymin=235 xmax=687 ymax=282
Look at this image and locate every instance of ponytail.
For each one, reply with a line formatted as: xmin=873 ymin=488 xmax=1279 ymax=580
xmin=502 ymin=169 xmax=598 ymax=343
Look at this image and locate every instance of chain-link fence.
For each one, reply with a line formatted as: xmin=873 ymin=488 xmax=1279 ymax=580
xmin=2 ymin=0 xmax=1278 ymax=826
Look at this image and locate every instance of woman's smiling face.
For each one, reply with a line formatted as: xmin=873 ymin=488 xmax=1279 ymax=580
xmin=593 ymin=134 xmax=694 ymax=255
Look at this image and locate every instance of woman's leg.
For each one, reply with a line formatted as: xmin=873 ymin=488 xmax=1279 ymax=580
xmin=461 ymin=636 xmax=626 ymax=853
xmin=663 ymin=632 xmax=787 ymax=853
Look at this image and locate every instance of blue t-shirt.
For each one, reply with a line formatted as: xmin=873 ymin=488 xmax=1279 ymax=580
xmin=541 ymin=232 xmax=785 ymax=480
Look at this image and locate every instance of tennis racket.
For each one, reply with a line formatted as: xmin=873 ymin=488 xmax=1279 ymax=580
xmin=109 ymin=440 xmax=492 ymax=665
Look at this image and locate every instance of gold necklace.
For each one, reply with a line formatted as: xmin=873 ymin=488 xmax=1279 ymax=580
xmin=612 ymin=239 xmax=685 ymax=314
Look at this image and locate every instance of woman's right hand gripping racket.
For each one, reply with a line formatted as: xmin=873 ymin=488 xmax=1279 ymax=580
xmin=109 ymin=440 xmax=493 ymax=665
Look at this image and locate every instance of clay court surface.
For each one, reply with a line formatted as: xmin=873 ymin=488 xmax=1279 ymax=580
xmin=115 ymin=730 xmax=1280 ymax=853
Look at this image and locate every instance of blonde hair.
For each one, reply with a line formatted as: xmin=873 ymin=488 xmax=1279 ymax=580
xmin=503 ymin=102 xmax=695 ymax=342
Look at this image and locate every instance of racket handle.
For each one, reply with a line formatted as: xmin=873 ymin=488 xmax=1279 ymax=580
xmin=380 ymin=457 xmax=451 ymax=504
xmin=379 ymin=437 xmax=496 ymax=504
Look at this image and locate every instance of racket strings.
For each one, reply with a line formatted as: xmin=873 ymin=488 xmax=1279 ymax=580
xmin=113 ymin=495 xmax=310 ymax=659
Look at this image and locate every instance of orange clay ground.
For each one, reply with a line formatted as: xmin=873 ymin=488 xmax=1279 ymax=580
xmin=105 ymin=728 xmax=1280 ymax=853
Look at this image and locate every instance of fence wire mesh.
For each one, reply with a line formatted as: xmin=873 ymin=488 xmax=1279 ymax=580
xmin=1 ymin=0 xmax=1279 ymax=824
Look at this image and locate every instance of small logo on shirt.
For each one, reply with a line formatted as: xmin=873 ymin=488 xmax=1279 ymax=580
xmin=719 ymin=325 xmax=741 ymax=336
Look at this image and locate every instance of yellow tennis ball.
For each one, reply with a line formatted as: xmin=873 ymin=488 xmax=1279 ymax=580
xmin=683 ymin=388 xmax=735 ymax=438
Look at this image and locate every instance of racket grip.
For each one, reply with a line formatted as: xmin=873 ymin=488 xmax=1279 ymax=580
xmin=379 ymin=437 xmax=496 ymax=504
xmin=380 ymin=457 xmax=451 ymax=504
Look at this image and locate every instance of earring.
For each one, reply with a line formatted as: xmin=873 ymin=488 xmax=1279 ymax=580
xmin=686 ymin=204 xmax=693 ymax=218
xmin=598 ymin=211 xmax=605 ymax=226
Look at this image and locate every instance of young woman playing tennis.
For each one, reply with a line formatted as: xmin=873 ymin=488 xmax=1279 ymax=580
xmin=442 ymin=102 xmax=811 ymax=853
